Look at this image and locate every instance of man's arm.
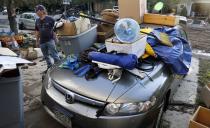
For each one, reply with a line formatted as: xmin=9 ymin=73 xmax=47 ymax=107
xmin=35 ymin=19 xmax=40 ymax=47
xmin=51 ymin=17 xmax=58 ymax=43
xmin=35 ymin=31 xmax=40 ymax=47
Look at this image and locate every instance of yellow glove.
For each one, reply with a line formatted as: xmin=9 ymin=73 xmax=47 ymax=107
xmin=142 ymin=53 xmax=150 ymax=59
xmin=145 ymin=43 xmax=156 ymax=57
xmin=140 ymin=28 xmax=153 ymax=34
xmin=142 ymin=43 xmax=157 ymax=59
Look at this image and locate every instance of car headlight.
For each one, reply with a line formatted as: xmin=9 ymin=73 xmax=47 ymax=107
xmin=105 ymin=96 xmax=156 ymax=115
xmin=45 ymin=73 xmax=52 ymax=89
xmin=105 ymin=103 xmax=121 ymax=115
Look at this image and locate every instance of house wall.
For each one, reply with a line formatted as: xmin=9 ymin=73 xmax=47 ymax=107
xmin=178 ymin=0 xmax=210 ymax=17
xmin=177 ymin=0 xmax=193 ymax=16
xmin=192 ymin=0 xmax=210 ymax=4
xmin=191 ymin=3 xmax=210 ymax=17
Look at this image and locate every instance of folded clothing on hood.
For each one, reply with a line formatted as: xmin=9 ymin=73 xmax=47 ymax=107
xmin=59 ymin=55 xmax=79 ymax=70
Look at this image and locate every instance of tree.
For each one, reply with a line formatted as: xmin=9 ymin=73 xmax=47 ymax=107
xmin=7 ymin=0 xmax=19 ymax=34
xmin=0 ymin=0 xmax=18 ymax=34
xmin=147 ymin=0 xmax=181 ymax=13
xmin=180 ymin=6 xmax=187 ymax=16
xmin=0 ymin=0 xmax=29 ymax=34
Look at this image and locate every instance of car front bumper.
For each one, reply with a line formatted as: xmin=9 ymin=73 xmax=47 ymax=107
xmin=41 ymin=84 xmax=162 ymax=128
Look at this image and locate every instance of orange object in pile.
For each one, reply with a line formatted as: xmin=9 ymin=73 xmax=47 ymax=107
xmin=0 ymin=35 xmax=23 ymax=45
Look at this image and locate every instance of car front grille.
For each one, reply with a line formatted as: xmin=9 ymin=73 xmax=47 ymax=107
xmin=52 ymin=80 xmax=106 ymax=107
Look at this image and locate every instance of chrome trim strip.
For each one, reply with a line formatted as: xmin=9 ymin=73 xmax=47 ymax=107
xmin=52 ymin=80 xmax=105 ymax=107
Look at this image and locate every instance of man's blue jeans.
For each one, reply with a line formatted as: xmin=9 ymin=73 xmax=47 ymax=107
xmin=40 ymin=40 xmax=60 ymax=68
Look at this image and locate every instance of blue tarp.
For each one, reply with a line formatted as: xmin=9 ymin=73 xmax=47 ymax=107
xmin=88 ymin=52 xmax=138 ymax=70
xmin=147 ymin=27 xmax=192 ymax=75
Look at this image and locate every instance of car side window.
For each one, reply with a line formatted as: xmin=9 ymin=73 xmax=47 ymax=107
xmin=24 ymin=14 xmax=29 ymax=19
xmin=31 ymin=15 xmax=35 ymax=20
xmin=22 ymin=14 xmax=25 ymax=18
xmin=27 ymin=15 xmax=32 ymax=19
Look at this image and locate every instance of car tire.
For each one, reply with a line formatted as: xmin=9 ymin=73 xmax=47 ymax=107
xmin=154 ymin=97 xmax=166 ymax=128
xmin=19 ymin=23 xmax=24 ymax=30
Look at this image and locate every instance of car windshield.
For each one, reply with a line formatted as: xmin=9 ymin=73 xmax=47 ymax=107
xmin=193 ymin=20 xmax=202 ymax=24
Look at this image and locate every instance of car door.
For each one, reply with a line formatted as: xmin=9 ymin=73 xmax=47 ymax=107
xmin=27 ymin=14 xmax=36 ymax=29
xmin=23 ymin=14 xmax=31 ymax=29
xmin=19 ymin=14 xmax=25 ymax=25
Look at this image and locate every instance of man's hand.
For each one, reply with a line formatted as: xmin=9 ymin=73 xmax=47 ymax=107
xmin=54 ymin=32 xmax=59 ymax=43
xmin=55 ymin=37 xmax=59 ymax=43
xmin=35 ymin=31 xmax=40 ymax=48
xmin=36 ymin=41 xmax=40 ymax=48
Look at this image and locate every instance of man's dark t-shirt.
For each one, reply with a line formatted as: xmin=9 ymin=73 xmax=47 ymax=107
xmin=35 ymin=16 xmax=55 ymax=44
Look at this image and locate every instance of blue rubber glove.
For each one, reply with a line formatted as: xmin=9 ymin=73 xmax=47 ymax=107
xmin=74 ymin=64 xmax=92 ymax=77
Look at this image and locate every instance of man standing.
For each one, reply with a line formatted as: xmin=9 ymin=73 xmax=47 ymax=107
xmin=35 ymin=4 xmax=60 ymax=68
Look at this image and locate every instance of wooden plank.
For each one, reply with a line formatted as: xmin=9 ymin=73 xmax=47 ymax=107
xmin=143 ymin=13 xmax=179 ymax=26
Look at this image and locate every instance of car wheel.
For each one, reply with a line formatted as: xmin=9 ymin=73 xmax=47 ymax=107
xmin=154 ymin=98 xmax=166 ymax=128
xmin=19 ymin=23 xmax=24 ymax=30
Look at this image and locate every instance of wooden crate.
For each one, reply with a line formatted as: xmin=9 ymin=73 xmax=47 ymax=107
xmin=143 ymin=13 xmax=179 ymax=26
xmin=97 ymin=24 xmax=114 ymax=43
xmin=101 ymin=9 xmax=119 ymax=23
xmin=189 ymin=106 xmax=210 ymax=128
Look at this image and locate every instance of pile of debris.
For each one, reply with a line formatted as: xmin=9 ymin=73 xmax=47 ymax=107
xmin=0 ymin=30 xmax=39 ymax=61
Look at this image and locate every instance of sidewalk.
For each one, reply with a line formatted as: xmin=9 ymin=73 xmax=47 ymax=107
xmin=162 ymin=57 xmax=199 ymax=128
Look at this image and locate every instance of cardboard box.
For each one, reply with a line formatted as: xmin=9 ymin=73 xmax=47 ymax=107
xmin=105 ymin=34 xmax=147 ymax=58
xmin=118 ymin=0 xmax=147 ymax=23
xmin=143 ymin=13 xmax=179 ymax=26
xmin=201 ymin=84 xmax=210 ymax=108
xmin=189 ymin=106 xmax=210 ymax=128
xmin=56 ymin=22 xmax=77 ymax=36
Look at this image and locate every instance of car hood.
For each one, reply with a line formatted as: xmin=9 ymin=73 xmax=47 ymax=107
xmin=50 ymin=61 xmax=167 ymax=103
xmin=50 ymin=67 xmax=139 ymax=102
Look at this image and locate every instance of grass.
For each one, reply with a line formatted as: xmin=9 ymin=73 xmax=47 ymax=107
xmin=196 ymin=58 xmax=210 ymax=106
